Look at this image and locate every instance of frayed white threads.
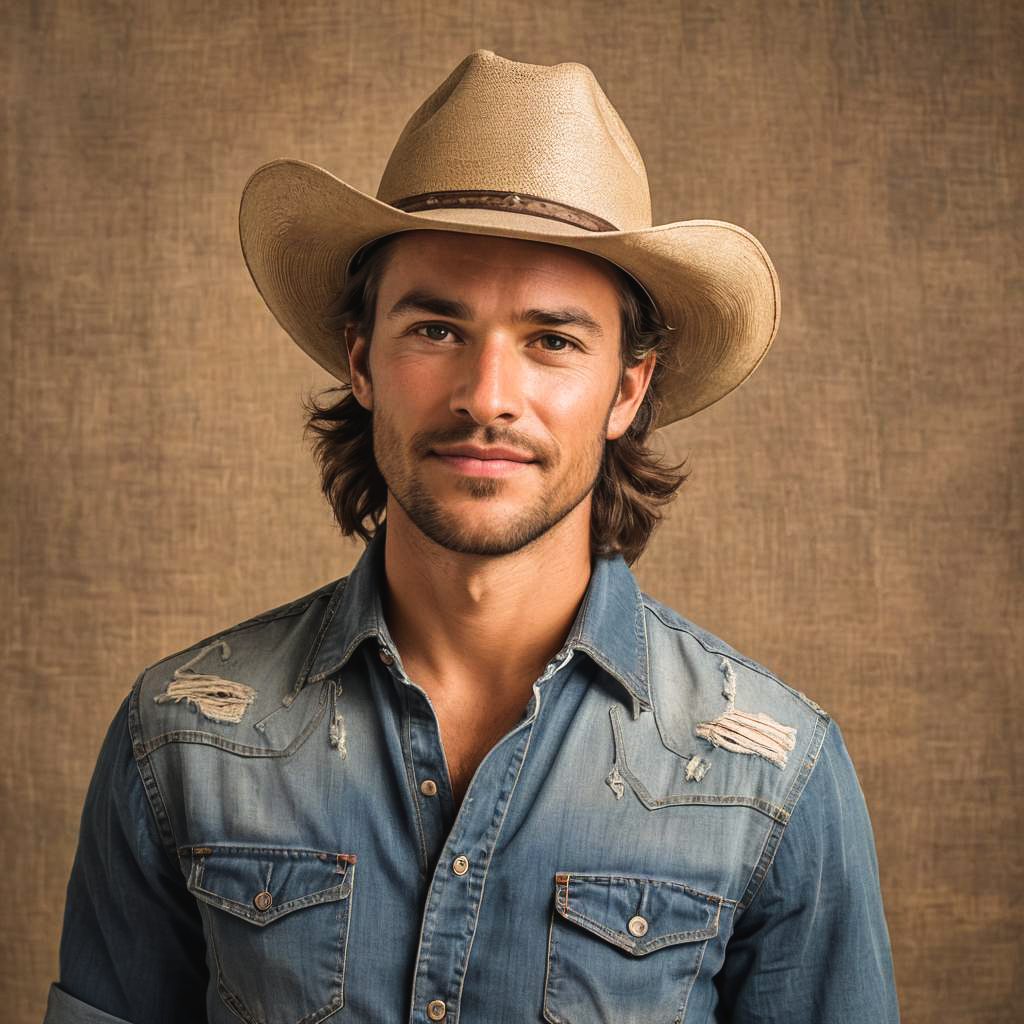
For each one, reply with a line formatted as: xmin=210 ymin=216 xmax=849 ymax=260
xmin=684 ymin=755 xmax=711 ymax=782
xmin=329 ymin=686 xmax=348 ymax=760
xmin=154 ymin=641 xmax=257 ymax=724
xmin=605 ymin=764 xmax=625 ymax=800
xmin=721 ymin=659 xmax=738 ymax=707
xmin=695 ymin=659 xmax=797 ymax=770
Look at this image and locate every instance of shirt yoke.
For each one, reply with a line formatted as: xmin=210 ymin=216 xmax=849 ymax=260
xmin=132 ymin=579 xmax=343 ymax=757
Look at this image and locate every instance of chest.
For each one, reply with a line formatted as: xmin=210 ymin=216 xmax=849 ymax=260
xmin=151 ymin=673 xmax=776 ymax=1024
xmin=431 ymin=693 xmax=531 ymax=805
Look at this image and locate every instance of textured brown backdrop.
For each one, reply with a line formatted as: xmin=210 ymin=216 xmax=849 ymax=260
xmin=3 ymin=1 xmax=1020 ymax=1021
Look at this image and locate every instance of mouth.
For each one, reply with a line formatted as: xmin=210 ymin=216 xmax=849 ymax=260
xmin=429 ymin=444 xmax=538 ymax=478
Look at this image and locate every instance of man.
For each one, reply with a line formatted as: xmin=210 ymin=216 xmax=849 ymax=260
xmin=46 ymin=51 xmax=899 ymax=1023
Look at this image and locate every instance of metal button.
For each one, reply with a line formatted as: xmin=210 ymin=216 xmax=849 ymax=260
xmin=253 ymin=890 xmax=273 ymax=911
xmin=379 ymin=649 xmax=394 ymax=666
xmin=426 ymin=999 xmax=446 ymax=1020
xmin=627 ymin=914 xmax=649 ymax=937
xmin=452 ymin=855 xmax=469 ymax=876
xmin=420 ymin=779 xmax=438 ymax=797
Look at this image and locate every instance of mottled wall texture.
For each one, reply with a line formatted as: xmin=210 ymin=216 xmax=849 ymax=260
xmin=3 ymin=1 xmax=1019 ymax=1021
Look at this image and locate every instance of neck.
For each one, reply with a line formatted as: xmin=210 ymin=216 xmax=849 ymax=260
xmin=381 ymin=499 xmax=593 ymax=696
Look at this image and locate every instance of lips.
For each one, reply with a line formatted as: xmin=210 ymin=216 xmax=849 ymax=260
xmin=429 ymin=444 xmax=537 ymax=478
xmin=431 ymin=444 xmax=535 ymax=463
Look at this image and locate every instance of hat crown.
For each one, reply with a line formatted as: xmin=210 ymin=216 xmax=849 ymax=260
xmin=376 ymin=50 xmax=652 ymax=232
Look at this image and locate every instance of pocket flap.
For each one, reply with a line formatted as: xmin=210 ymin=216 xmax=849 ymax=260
xmin=552 ymin=872 xmax=722 ymax=956
xmin=184 ymin=845 xmax=355 ymax=927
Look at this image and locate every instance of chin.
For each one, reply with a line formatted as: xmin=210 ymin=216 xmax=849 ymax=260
xmin=408 ymin=494 xmax=588 ymax=558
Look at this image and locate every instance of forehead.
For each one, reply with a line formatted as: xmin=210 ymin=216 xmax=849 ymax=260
xmin=377 ymin=230 xmax=623 ymax=313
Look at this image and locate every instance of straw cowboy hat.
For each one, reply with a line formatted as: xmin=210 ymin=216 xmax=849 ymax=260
xmin=239 ymin=49 xmax=780 ymax=425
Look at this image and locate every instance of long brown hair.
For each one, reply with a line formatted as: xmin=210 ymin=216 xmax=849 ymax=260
xmin=304 ymin=234 xmax=689 ymax=564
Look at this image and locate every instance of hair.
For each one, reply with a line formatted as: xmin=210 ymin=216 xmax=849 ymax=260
xmin=303 ymin=233 xmax=689 ymax=564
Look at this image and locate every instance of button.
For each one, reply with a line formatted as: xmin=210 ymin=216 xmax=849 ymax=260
xmin=426 ymin=999 xmax=446 ymax=1020
xmin=420 ymin=779 xmax=438 ymax=797
xmin=452 ymin=855 xmax=469 ymax=876
xmin=253 ymin=890 xmax=273 ymax=911
xmin=378 ymin=649 xmax=394 ymax=666
xmin=627 ymin=915 xmax=649 ymax=937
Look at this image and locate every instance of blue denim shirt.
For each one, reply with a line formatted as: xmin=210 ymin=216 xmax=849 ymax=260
xmin=46 ymin=535 xmax=899 ymax=1023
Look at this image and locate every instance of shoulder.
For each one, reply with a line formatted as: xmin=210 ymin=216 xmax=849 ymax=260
xmin=638 ymin=589 xmax=833 ymax=819
xmin=641 ymin=591 xmax=827 ymax=715
xmin=130 ymin=578 xmax=346 ymax=751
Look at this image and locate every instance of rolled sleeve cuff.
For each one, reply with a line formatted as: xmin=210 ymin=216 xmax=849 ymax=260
xmin=44 ymin=984 xmax=136 ymax=1024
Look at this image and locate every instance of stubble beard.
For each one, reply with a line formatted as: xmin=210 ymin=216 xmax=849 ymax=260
xmin=372 ymin=412 xmax=608 ymax=558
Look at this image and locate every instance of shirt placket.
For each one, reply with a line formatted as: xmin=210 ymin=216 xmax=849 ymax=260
xmin=400 ymin=669 xmax=456 ymax=871
xmin=379 ymin=642 xmax=572 ymax=1024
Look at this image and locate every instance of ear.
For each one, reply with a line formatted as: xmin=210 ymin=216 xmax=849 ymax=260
xmin=346 ymin=324 xmax=373 ymax=410
xmin=606 ymin=354 xmax=656 ymax=440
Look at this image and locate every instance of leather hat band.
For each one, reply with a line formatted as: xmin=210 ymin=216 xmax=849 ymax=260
xmin=391 ymin=189 xmax=618 ymax=232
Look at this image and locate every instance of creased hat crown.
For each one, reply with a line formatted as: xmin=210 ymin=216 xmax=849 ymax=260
xmin=376 ymin=50 xmax=653 ymax=232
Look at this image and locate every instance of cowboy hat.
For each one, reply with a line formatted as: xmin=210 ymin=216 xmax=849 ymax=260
xmin=239 ymin=49 xmax=780 ymax=425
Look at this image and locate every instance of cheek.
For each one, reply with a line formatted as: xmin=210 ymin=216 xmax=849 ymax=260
xmin=377 ymin=352 xmax=452 ymax=407
xmin=531 ymin=365 xmax=619 ymax=431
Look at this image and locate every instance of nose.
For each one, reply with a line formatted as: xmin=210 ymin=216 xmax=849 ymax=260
xmin=449 ymin=335 xmax=524 ymax=425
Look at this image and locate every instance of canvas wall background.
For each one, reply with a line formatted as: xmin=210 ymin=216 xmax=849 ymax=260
xmin=3 ymin=1 xmax=1020 ymax=1021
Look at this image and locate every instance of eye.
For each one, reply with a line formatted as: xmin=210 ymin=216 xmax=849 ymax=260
xmin=415 ymin=324 xmax=454 ymax=342
xmin=535 ymin=334 xmax=578 ymax=352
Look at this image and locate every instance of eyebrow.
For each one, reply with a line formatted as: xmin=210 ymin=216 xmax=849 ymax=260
xmin=384 ymin=289 xmax=605 ymax=337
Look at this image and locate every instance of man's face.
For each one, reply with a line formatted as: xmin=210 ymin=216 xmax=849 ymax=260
xmin=347 ymin=230 xmax=653 ymax=557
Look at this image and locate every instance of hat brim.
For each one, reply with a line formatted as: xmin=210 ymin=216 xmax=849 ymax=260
xmin=239 ymin=159 xmax=780 ymax=426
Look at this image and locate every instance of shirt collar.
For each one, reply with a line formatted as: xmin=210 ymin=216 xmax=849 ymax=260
xmin=305 ymin=531 xmax=392 ymax=685
xmin=305 ymin=530 xmax=651 ymax=711
xmin=563 ymin=552 xmax=651 ymax=711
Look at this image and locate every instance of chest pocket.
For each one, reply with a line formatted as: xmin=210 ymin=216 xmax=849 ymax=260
xmin=543 ymin=872 xmax=722 ymax=1024
xmin=184 ymin=845 xmax=356 ymax=1024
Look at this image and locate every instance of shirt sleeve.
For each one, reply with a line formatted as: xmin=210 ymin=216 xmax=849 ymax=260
xmin=45 ymin=692 xmax=209 ymax=1024
xmin=714 ymin=719 xmax=900 ymax=1023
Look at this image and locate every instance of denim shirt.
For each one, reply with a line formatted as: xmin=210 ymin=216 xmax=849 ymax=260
xmin=46 ymin=535 xmax=899 ymax=1024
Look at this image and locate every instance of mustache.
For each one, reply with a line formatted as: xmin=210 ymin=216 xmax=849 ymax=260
xmin=410 ymin=424 xmax=554 ymax=467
